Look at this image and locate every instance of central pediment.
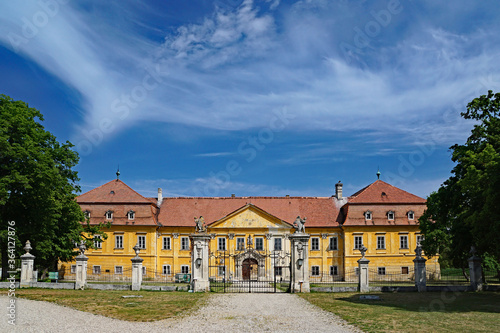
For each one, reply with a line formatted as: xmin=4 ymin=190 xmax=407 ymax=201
xmin=208 ymin=204 xmax=292 ymax=230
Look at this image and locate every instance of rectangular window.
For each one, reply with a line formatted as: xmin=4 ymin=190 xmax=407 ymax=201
xmin=329 ymin=237 xmax=338 ymax=250
xmin=163 ymin=237 xmax=171 ymax=250
xmin=237 ymin=237 xmax=245 ymax=250
xmin=408 ymin=211 xmax=414 ymax=220
xmin=388 ymin=211 xmax=395 ymax=220
xmin=402 ymin=267 xmax=409 ymax=275
xmin=416 ymin=234 xmax=424 ymax=245
xmin=275 ymin=266 xmax=283 ymax=276
xmin=218 ymin=266 xmax=225 ymax=276
xmin=378 ymin=267 xmax=386 ymax=275
xmin=377 ymin=236 xmax=385 ymax=249
xmin=93 ymin=235 xmax=102 ymax=249
xmin=218 ymin=237 xmax=226 ymax=251
xmin=181 ymin=237 xmax=190 ymax=250
xmin=128 ymin=211 xmax=135 ymax=220
xmin=115 ymin=266 xmax=123 ymax=274
xmin=93 ymin=265 xmax=101 ymax=275
xmin=137 ymin=235 xmax=146 ymax=249
xmin=115 ymin=235 xmax=123 ymax=249
xmin=255 ymin=237 xmax=264 ymax=251
xmin=163 ymin=265 xmax=171 ymax=275
xmin=70 ymin=265 xmax=76 ymax=274
xmin=181 ymin=265 xmax=189 ymax=274
xmin=106 ymin=211 xmax=113 ymax=219
xmin=311 ymin=266 xmax=320 ymax=276
xmin=330 ymin=265 xmax=338 ymax=276
xmin=400 ymin=235 xmax=408 ymax=249
xmin=274 ymin=238 xmax=282 ymax=251
xmin=354 ymin=235 xmax=363 ymax=249
xmin=311 ymin=237 xmax=320 ymax=251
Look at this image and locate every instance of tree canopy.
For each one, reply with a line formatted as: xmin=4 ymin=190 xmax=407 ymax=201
xmin=419 ymin=90 xmax=500 ymax=269
xmin=0 ymin=94 xmax=105 ymax=279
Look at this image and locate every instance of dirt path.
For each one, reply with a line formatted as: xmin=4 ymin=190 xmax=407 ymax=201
xmin=0 ymin=294 xmax=360 ymax=332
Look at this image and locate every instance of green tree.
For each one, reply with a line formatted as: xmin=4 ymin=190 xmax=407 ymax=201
xmin=0 ymin=94 xmax=106 ymax=280
xmin=419 ymin=90 xmax=500 ymax=270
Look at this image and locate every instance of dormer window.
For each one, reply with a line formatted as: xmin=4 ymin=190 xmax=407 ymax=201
xmin=84 ymin=210 xmax=91 ymax=219
xmin=105 ymin=210 xmax=113 ymax=220
xmin=407 ymin=211 xmax=415 ymax=220
xmin=387 ymin=211 xmax=395 ymax=220
xmin=127 ymin=210 xmax=135 ymax=220
xmin=364 ymin=211 xmax=372 ymax=220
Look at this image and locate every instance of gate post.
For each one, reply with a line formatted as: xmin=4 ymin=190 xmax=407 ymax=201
xmin=413 ymin=242 xmax=427 ymax=292
xmin=468 ymin=246 xmax=483 ymax=291
xmin=190 ymin=233 xmax=211 ymax=292
xmin=75 ymin=242 xmax=88 ymax=290
xmin=131 ymin=244 xmax=143 ymax=291
xmin=290 ymin=232 xmax=310 ymax=293
xmin=357 ymin=245 xmax=370 ymax=293
xmin=20 ymin=240 xmax=36 ymax=287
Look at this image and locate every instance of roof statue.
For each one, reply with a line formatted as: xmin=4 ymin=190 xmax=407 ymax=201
xmin=194 ymin=216 xmax=206 ymax=233
xmin=293 ymin=216 xmax=307 ymax=233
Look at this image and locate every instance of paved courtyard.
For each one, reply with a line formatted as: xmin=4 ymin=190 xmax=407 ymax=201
xmin=1 ymin=293 xmax=359 ymax=332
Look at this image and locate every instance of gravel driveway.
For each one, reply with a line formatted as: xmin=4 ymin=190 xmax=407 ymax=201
xmin=1 ymin=294 xmax=360 ymax=332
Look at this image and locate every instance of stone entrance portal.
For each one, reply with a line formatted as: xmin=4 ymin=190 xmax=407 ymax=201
xmin=242 ymin=258 xmax=258 ymax=280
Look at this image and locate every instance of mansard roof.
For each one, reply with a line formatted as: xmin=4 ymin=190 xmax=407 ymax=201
xmin=348 ymin=180 xmax=426 ymax=204
xmin=157 ymin=196 xmax=343 ymax=228
xmin=77 ymin=179 xmax=153 ymax=204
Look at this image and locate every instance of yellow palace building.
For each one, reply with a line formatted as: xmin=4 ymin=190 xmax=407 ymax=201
xmin=59 ymin=177 xmax=439 ymax=281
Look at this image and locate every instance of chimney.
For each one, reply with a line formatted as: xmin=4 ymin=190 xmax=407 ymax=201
xmin=335 ymin=181 xmax=343 ymax=200
xmin=157 ymin=188 xmax=163 ymax=207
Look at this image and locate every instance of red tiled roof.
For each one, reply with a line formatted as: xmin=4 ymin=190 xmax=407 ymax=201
xmin=158 ymin=197 xmax=342 ymax=227
xmin=348 ymin=180 xmax=426 ymax=204
xmin=77 ymin=180 xmax=154 ymax=204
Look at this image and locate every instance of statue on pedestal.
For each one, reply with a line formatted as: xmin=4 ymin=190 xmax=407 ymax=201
xmin=293 ymin=216 xmax=307 ymax=233
xmin=194 ymin=216 xmax=206 ymax=233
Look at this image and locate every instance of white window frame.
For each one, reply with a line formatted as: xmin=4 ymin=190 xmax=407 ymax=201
xmin=115 ymin=266 xmax=123 ymax=274
xmin=377 ymin=235 xmax=385 ymax=249
xmin=236 ymin=237 xmax=245 ymax=250
xmin=275 ymin=266 xmax=283 ymax=276
xmin=181 ymin=265 xmax=189 ymax=274
xmin=162 ymin=237 xmax=171 ymax=250
xmin=407 ymin=211 xmax=414 ymax=220
xmin=93 ymin=235 xmax=102 ymax=249
xmin=218 ymin=237 xmax=226 ymax=251
xmin=330 ymin=265 xmax=338 ymax=276
xmin=387 ymin=211 xmax=395 ymax=220
xmin=181 ymin=237 xmax=190 ymax=250
xmin=311 ymin=237 xmax=320 ymax=251
xmin=70 ymin=265 xmax=76 ymax=274
xmin=128 ymin=210 xmax=135 ymax=220
xmin=115 ymin=235 xmax=123 ymax=249
xmin=329 ymin=237 xmax=338 ymax=250
xmin=93 ymin=265 xmax=101 ymax=275
xmin=400 ymin=235 xmax=409 ymax=249
xmin=105 ymin=210 xmax=113 ymax=220
xmin=364 ymin=210 xmax=372 ymax=220
xmin=311 ymin=266 xmax=320 ymax=276
xmin=354 ymin=235 xmax=363 ymax=250
xmin=137 ymin=235 xmax=146 ymax=249
xmin=84 ymin=210 xmax=91 ymax=219
xmin=378 ymin=267 xmax=386 ymax=275
xmin=274 ymin=238 xmax=282 ymax=251
xmin=255 ymin=237 xmax=264 ymax=251
xmin=162 ymin=265 xmax=171 ymax=275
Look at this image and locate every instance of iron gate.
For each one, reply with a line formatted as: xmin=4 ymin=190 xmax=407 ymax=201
xmin=209 ymin=246 xmax=291 ymax=293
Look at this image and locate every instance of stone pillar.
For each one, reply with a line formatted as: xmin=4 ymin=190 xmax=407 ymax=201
xmin=131 ymin=244 xmax=144 ymax=291
xmin=357 ymin=244 xmax=369 ymax=292
xmin=290 ymin=233 xmax=310 ymax=293
xmin=190 ymin=233 xmax=211 ymax=292
xmin=468 ymin=246 xmax=483 ymax=291
xmin=413 ymin=242 xmax=427 ymax=292
xmin=75 ymin=242 xmax=88 ymax=290
xmin=20 ymin=240 xmax=36 ymax=287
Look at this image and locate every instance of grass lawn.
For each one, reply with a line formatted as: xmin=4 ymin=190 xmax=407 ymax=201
xmin=300 ymin=291 xmax=500 ymax=333
xmin=13 ymin=288 xmax=207 ymax=322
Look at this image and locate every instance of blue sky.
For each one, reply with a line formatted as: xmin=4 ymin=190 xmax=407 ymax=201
xmin=1 ymin=0 xmax=499 ymax=199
